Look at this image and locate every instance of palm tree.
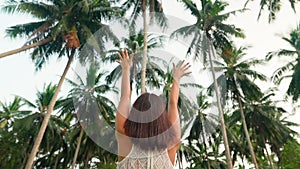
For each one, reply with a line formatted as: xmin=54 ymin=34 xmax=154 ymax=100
xmin=0 ymin=97 xmax=32 ymax=169
xmin=0 ymin=97 xmax=31 ymax=129
xmin=171 ymin=0 xmax=245 ymax=167
xmin=122 ymin=0 xmax=165 ymax=93
xmin=0 ymin=84 xmax=69 ymax=169
xmin=67 ymin=128 xmax=117 ymax=169
xmin=266 ymin=23 xmax=300 ymax=101
xmin=20 ymin=84 xmax=70 ymax=169
xmin=1 ymin=1 xmax=122 ymax=168
xmin=184 ymin=91 xmax=225 ymax=169
xmin=0 ymin=0 xmax=122 ymax=61
xmin=211 ymin=45 xmax=267 ymax=168
xmin=66 ymin=65 xmax=117 ymax=168
xmin=171 ymin=0 xmax=245 ymax=60
xmin=229 ymin=89 xmax=298 ymax=168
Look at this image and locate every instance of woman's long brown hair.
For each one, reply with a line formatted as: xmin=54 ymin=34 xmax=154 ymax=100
xmin=124 ymin=93 xmax=177 ymax=151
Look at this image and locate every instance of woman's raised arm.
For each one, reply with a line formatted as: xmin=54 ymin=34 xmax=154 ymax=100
xmin=168 ymin=60 xmax=191 ymax=125
xmin=168 ymin=60 xmax=191 ymax=148
xmin=167 ymin=60 xmax=191 ymax=163
xmin=115 ymin=49 xmax=133 ymax=134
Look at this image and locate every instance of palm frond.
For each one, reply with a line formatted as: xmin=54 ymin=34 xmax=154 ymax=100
xmin=170 ymin=25 xmax=199 ymax=40
xmin=271 ymin=61 xmax=295 ymax=84
xmin=181 ymin=0 xmax=200 ymax=18
xmin=287 ymin=61 xmax=300 ymax=101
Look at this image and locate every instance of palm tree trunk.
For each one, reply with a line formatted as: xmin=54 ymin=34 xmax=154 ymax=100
xmin=141 ymin=1 xmax=148 ymax=94
xmin=207 ymin=41 xmax=233 ymax=169
xmin=265 ymin=146 xmax=274 ymax=169
xmin=25 ymin=49 xmax=76 ymax=169
xmin=149 ymin=0 xmax=155 ymax=24
xmin=21 ymin=136 xmax=34 ymax=169
xmin=261 ymin=135 xmax=274 ymax=169
xmin=200 ymin=123 xmax=211 ymax=169
xmin=72 ymin=127 xmax=84 ymax=169
xmin=202 ymin=134 xmax=211 ymax=169
xmin=21 ymin=155 xmax=27 ymax=169
xmin=236 ymin=92 xmax=259 ymax=169
xmin=0 ymin=37 xmax=53 ymax=59
xmin=54 ymin=153 xmax=60 ymax=169
xmin=83 ymin=146 xmax=90 ymax=169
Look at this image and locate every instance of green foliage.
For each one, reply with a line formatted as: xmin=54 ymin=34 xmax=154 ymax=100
xmin=280 ymin=139 xmax=300 ymax=168
xmin=209 ymin=45 xmax=266 ymax=104
xmin=122 ymin=0 xmax=167 ymax=29
xmin=171 ymin=0 xmax=245 ymax=62
xmin=2 ymin=0 xmax=124 ymax=70
xmin=0 ymin=84 xmax=70 ymax=169
xmin=266 ymin=23 xmax=300 ymax=101
xmin=253 ymin=0 xmax=298 ymax=22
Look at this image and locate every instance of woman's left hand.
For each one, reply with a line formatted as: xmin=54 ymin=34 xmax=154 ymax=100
xmin=173 ymin=60 xmax=191 ymax=82
xmin=117 ymin=48 xmax=133 ymax=71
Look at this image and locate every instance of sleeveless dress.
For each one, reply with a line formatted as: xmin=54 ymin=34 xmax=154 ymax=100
xmin=116 ymin=144 xmax=174 ymax=169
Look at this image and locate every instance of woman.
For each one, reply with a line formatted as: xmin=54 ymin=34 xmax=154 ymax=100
xmin=115 ymin=49 xmax=191 ymax=168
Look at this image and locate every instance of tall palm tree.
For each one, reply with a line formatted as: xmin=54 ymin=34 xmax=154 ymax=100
xmin=229 ymin=89 xmax=298 ymax=168
xmin=20 ymin=84 xmax=70 ymax=169
xmin=171 ymin=0 xmax=245 ymax=167
xmin=1 ymin=1 xmax=122 ymax=168
xmin=184 ymin=91 xmax=225 ymax=169
xmin=266 ymin=23 xmax=300 ymax=101
xmin=0 ymin=84 xmax=69 ymax=169
xmin=122 ymin=0 xmax=165 ymax=93
xmin=0 ymin=97 xmax=32 ymax=169
xmin=0 ymin=0 xmax=122 ymax=61
xmin=211 ymin=45 xmax=267 ymax=168
xmin=63 ymin=65 xmax=117 ymax=169
xmin=171 ymin=0 xmax=245 ymax=60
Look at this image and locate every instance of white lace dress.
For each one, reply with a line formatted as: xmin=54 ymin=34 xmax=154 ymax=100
xmin=116 ymin=144 xmax=174 ymax=169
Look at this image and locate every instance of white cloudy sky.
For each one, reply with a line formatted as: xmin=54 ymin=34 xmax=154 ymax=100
xmin=0 ymin=0 xmax=299 ymax=131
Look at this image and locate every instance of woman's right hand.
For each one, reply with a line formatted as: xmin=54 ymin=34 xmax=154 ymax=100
xmin=173 ymin=60 xmax=191 ymax=82
xmin=117 ymin=48 xmax=133 ymax=71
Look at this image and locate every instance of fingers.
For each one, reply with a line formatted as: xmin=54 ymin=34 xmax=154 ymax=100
xmin=173 ymin=60 xmax=191 ymax=70
xmin=179 ymin=60 xmax=184 ymax=67
xmin=183 ymin=63 xmax=191 ymax=71
xmin=175 ymin=60 xmax=189 ymax=67
xmin=118 ymin=48 xmax=129 ymax=60
xmin=176 ymin=60 xmax=190 ymax=69
xmin=117 ymin=52 xmax=123 ymax=60
xmin=117 ymin=48 xmax=133 ymax=69
xmin=184 ymin=71 xmax=192 ymax=76
xmin=125 ymin=48 xmax=128 ymax=58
